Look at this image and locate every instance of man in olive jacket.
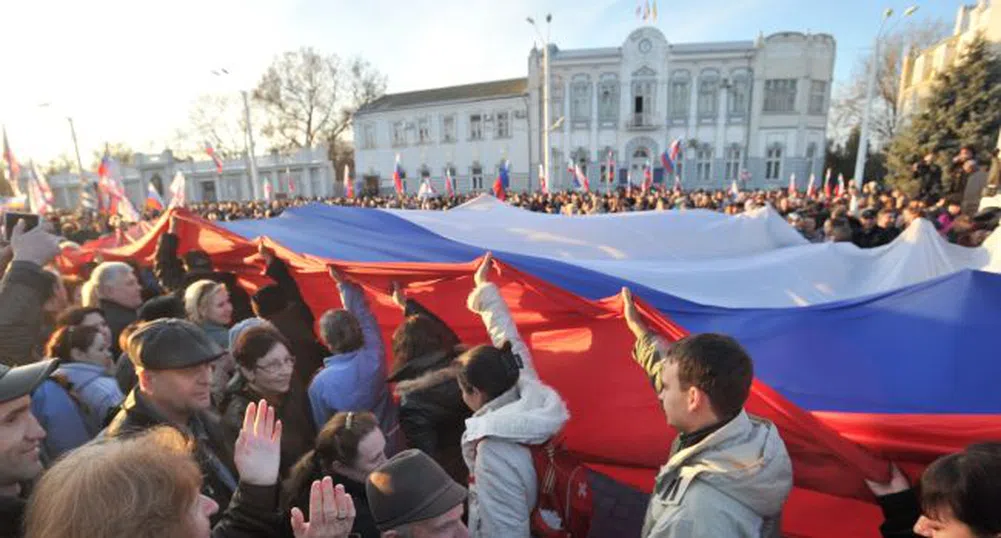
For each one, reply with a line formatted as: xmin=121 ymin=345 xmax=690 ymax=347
xmin=104 ymin=318 xmax=238 ymax=520
xmin=0 ymin=220 xmax=59 ymax=367
xmin=621 ymin=288 xmax=793 ymax=538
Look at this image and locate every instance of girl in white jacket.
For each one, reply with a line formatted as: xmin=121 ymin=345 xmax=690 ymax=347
xmin=457 ymin=253 xmax=570 ymax=538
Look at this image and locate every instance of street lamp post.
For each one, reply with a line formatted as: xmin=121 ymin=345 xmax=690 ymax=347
xmin=853 ymin=6 xmax=918 ymax=186
xmin=212 ymin=69 xmax=261 ymax=200
xmin=527 ymin=14 xmax=552 ymax=192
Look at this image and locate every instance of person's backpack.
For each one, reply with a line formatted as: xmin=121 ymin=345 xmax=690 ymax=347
xmin=526 ymin=434 xmax=593 ymax=538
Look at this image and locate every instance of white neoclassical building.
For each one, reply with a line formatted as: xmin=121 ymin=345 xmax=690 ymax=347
xmin=354 ymin=26 xmax=836 ymax=194
xmin=28 ymin=147 xmax=337 ymax=210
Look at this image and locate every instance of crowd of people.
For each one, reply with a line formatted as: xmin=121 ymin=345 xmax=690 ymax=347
xmin=1 ymin=202 xmax=999 ymax=538
xmin=38 ymin=145 xmax=1000 ymax=254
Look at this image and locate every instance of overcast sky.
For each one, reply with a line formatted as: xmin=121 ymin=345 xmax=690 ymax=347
xmin=0 ymin=0 xmax=959 ymax=165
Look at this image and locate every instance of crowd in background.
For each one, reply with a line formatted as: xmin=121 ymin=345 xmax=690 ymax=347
xmin=0 ymin=166 xmax=1000 ymax=537
xmin=34 ymin=146 xmax=1000 ymax=253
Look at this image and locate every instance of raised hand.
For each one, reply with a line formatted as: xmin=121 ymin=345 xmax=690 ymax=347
xmin=327 ymin=266 xmax=345 ymax=285
xmin=232 ymin=400 xmax=283 ymax=487
xmin=621 ymin=287 xmax=647 ymax=337
xmin=391 ymin=281 xmax=406 ymax=309
xmin=474 ymin=252 xmax=494 ymax=286
xmin=865 ymin=463 xmax=911 ymax=498
xmin=10 ymin=219 xmax=61 ymax=267
xmin=290 ymin=477 xmax=357 ymax=538
xmin=258 ymin=243 xmax=276 ymax=265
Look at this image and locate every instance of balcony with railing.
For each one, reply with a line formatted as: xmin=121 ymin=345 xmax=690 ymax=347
xmin=626 ymin=113 xmax=659 ymax=131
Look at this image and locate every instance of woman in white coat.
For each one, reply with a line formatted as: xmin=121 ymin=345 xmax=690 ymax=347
xmin=457 ymin=253 xmax=570 ymax=538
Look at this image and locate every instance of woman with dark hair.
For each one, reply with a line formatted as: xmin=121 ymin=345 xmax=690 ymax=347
xmin=386 ymin=282 xmax=470 ymax=485
xmin=31 ymin=324 xmax=121 ymax=460
xmin=56 ymin=306 xmax=113 ymax=350
xmin=913 ymin=443 xmax=1001 ymax=537
xmin=221 ymin=325 xmax=316 ymax=477
xmin=867 ymin=444 xmax=1001 ymax=538
xmin=281 ymin=411 xmax=385 ymax=538
xmin=457 ymin=253 xmax=569 ymax=538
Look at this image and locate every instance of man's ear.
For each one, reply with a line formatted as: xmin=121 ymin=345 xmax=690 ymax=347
xmin=687 ymin=385 xmax=703 ymax=413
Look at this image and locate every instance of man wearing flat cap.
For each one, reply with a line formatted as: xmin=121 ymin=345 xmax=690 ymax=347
xmin=366 ymin=449 xmax=469 ymax=537
xmin=104 ymin=318 xmax=238 ymax=516
xmin=0 ymin=359 xmax=58 ymax=538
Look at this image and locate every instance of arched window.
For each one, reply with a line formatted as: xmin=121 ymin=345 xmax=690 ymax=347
xmin=698 ymin=69 xmax=720 ymax=122
xmin=669 ymin=70 xmax=690 ymax=121
xmin=598 ymin=74 xmax=619 ymax=124
xmin=571 ymin=75 xmax=592 ymax=122
xmin=728 ymin=69 xmax=751 ymax=120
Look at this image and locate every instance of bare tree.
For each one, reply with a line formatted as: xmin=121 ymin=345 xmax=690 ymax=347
xmin=252 ymin=47 xmax=387 ymax=152
xmin=183 ymin=93 xmax=248 ymax=159
xmin=90 ymin=142 xmax=135 ymax=169
xmin=42 ymin=153 xmax=78 ymax=177
xmin=830 ymin=19 xmax=949 ymax=147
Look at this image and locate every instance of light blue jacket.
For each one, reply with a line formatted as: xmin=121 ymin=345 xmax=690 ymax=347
xmin=32 ymin=379 xmax=91 ymax=463
xmin=56 ymin=362 xmax=125 ymax=433
xmin=308 ymin=282 xmax=402 ymax=453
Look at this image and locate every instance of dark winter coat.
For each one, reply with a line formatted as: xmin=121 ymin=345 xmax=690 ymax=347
xmin=390 ymin=299 xmax=470 ymax=485
xmin=0 ymin=261 xmax=54 ymax=366
xmin=260 ymin=258 xmax=327 ymax=388
xmin=104 ymin=388 xmax=238 ymax=520
xmin=99 ymin=298 xmax=138 ymax=357
xmin=0 ymin=494 xmax=26 ymax=538
xmin=875 ymin=489 xmax=922 ymax=538
xmin=154 ymin=232 xmax=254 ymax=323
xmin=912 ymin=162 xmax=943 ymax=199
xmin=219 ymin=374 xmax=316 ymax=479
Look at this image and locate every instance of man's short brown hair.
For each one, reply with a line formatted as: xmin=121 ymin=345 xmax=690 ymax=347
xmin=663 ymin=333 xmax=754 ymax=418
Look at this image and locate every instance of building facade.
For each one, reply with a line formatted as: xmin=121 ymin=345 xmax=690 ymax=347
xmin=355 ymin=26 xmax=836 ymax=194
xmin=34 ymin=147 xmax=336 ymax=210
xmin=899 ymin=0 xmax=1001 ymax=120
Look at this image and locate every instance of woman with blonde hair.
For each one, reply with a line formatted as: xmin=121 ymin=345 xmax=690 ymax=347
xmin=185 ymin=279 xmax=235 ymax=349
xmin=24 ymin=400 xmax=357 ymax=538
xmin=186 ymin=279 xmax=236 ymax=399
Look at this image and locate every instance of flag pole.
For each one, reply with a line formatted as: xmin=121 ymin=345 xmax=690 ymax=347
xmin=68 ymin=117 xmax=88 ymax=211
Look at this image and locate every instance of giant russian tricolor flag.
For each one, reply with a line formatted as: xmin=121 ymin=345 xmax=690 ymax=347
xmin=57 ymin=197 xmax=1001 ymax=538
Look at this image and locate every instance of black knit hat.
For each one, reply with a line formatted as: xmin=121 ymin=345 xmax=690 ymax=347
xmin=138 ymin=295 xmax=186 ymax=321
xmin=366 ymin=449 xmax=467 ymax=530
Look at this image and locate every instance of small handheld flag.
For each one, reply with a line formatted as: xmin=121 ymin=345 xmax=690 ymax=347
xmin=642 ymin=160 xmax=653 ymax=193
xmin=492 ymin=160 xmax=510 ymax=201
xmin=343 ymin=164 xmax=354 ymax=198
xmin=572 ymin=162 xmax=590 ymax=193
xmin=2 ymin=128 xmax=22 ymax=197
xmin=205 ymin=142 xmax=224 ymax=174
xmin=393 ymin=154 xmax=404 ymax=196
xmin=146 ymin=183 xmax=165 ymax=211
xmin=445 ymin=168 xmax=455 ymax=197
xmin=168 ymin=171 xmax=187 ymax=208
